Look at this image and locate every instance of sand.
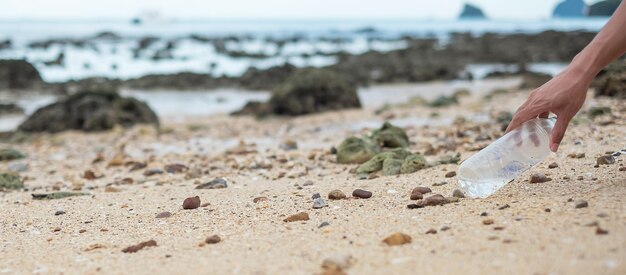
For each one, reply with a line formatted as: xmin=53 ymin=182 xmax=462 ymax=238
xmin=0 ymin=82 xmax=624 ymax=275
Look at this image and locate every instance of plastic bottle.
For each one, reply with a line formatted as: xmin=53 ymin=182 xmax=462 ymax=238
xmin=457 ymin=117 xmax=555 ymax=198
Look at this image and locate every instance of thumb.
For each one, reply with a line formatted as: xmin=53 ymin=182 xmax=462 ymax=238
xmin=549 ymin=114 xmax=572 ymax=152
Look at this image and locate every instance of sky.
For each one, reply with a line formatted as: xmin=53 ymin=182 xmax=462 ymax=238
xmin=0 ymin=0 xmax=606 ymax=20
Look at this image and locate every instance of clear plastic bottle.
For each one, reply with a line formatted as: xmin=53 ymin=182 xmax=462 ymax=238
xmin=458 ymin=117 xmax=555 ymax=198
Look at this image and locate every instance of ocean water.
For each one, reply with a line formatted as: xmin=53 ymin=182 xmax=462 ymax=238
xmin=0 ymin=18 xmax=609 ymax=82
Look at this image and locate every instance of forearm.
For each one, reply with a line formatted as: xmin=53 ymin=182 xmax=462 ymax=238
xmin=569 ymin=1 xmax=626 ymax=81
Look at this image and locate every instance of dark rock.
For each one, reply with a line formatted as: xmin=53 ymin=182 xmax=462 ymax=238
xmin=498 ymin=204 xmax=510 ymax=210
xmin=410 ymin=189 xmax=423 ymax=200
xmin=54 ymin=210 xmax=65 ymax=216
xmin=122 ymin=239 xmax=157 ymax=253
xmin=0 ymin=59 xmax=43 ymax=90
xmin=548 ymin=162 xmax=559 ymax=169
xmin=594 ymin=60 xmax=626 ymax=98
xmin=31 ymin=192 xmax=88 ymax=200
xmin=318 ymin=222 xmax=331 ymax=228
xmin=520 ymin=72 xmax=552 ymax=89
xmin=253 ymin=196 xmax=269 ymax=203
xmin=182 ymin=196 xmax=201 ymax=209
xmin=588 ymin=106 xmax=611 ymax=119
xmin=588 ymin=0 xmax=621 ymax=16
xmin=483 ymin=219 xmax=494 ymax=225
xmin=371 ymin=122 xmax=409 ymax=148
xmin=164 ymin=163 xmax=188 ymax=173
xmin=352 ymin=189 xmax=372 ymax=199
xmin=196 ymin=178 xmax=228 ymax=189
xmin=328 ymin=190 xmax=347 ymax=200
xmin=143 ymin=169 xmax=164 ymax=176
xmin=596 ymin=155 xmax=615 ymax=165
xmin=205 ymin=235 xmax=221 ymax=244
xmin=156 ymin=211 xmax=172 ymax=218
xmin=335 ymin=137 xmax=379 ymax=164
xmin=459 ymin=3 xmax=487 ymax=19
xmin=283 ymin=212 xmax=309 ymax=222
xmin=529 ymin=173 xmax=551 ymax=183
xmin=596 ymin=227 xmax=609 ymax=235
xmin=553 ymin=0 xmax=586 ymax=17
xmin=445 ymin=171 xmax=457 ymax=178
xmin=412 ymin=186 xmax=432 ymax=194
xmin=432 ymin=181 xmax=448 ymax=186
xmin=312 ymin=193 xmax=327 ymax=209
xmin=19 ymin=88 xmax=159 ymax=133
xmin=574 ymin=199 xmax=588 ymax=209
xmin=0 ymin=148 xmax=25 ymax=161
xmin=425 ymin=229 xmax=437 ymax=234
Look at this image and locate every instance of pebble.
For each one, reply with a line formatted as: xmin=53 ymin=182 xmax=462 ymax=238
xmin=545 ymin=208 xmax=551 ymax=212
xmin=196 ymin=178 xmax=228 ymax=189
xmin=596 ymin=227 xmax=609 ymax=235
xmin=498 ymin=204 xmax=510 ymax=210
xmin=445 ymin=171 xmax=457 ymax=178
xmin=182 ymin=196 xmax=201 ymax=209
xmin=122 ymin=240 xmax=157 ymax=253
xmin=529 ymin=173 xmax=551 ymax=183
xmin=164 ymin=163 xmax=188 ymax=173
xmin=284 ymin=212 xmax=309 ymax=222
xmin=156 ymin=211 xmax=172 ymax=218
xmin=54 ymin=210 xmax=65 ymax=216
xmin=410 ymin=190 xmax=423 ymax=200
xmin=620 ymin=167 xmax=626 ymax=172
xmin=483 ymin=219 xmax=494 ymax=225
xmin=408 ymin=194 xmax=448 ymax=208
xmin=321 ymin=255 xmax=354 ymax=273
xmin=319 ymin=222 xmax=330 ymax=228
xmin=382 ymin=232 xmax=412 ymax=246
xmin=328 ymin=190 xmax=347 ymax=200
xmin=548 ymin=162 xmax=559 ymax=169
xmin=596 ymin=155 xmax=615 ymax=165
xmin=312 ymin=193 xmax=326 ymax=209
xmin=83 ymin=170 xmax=97 ymax=180
xmin=143 ymin=169 xmax=164 ymax=176
xmin=253 ymin=197 xmax=269 ymax=203
xmin=452 ymin=189 xmax=465 ymax=198
xmin=412 ymin=186 xmax=432 ymax=194
xmin=205 ymin=235 xmax=221 ymax=244
xmin=440 ymin=226 xmax=451 ymax=231
xmin=444 ymin=196 xmax=459 ymax=203
xmin=302 ymin=180 xmax=314 ymax=186
xmin=425 ymin=229 xmax=437 ymax=234
xmin=432 ymin=181 xmax=448 ymax=186
xmin=568 ymin=152 xmax=585 ymax=159
xmin=574 ymin=199 xmax=588 ymax=209
xmin=352 ymin=189 xmax=372 ymax=199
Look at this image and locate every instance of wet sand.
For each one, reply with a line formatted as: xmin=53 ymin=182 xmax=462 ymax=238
xmin=0 ymin=82 xmax=624 ymax=274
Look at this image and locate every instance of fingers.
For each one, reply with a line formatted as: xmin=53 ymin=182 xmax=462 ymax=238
xmin=506 ymin=105 xmax=542 ymax=134
xmin=549 ymin=113 xmax=573 ymax=152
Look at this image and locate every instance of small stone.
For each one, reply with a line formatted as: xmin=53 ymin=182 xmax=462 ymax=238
xmin=545 ymin=208 xmax=551 ymax=212
xmin=156 ymin=211 xmax=172 ymax=218
xmin=352 ymin=189 xmax=372 ymax=199
xmin=284 ymin=212 xmax=309 ymax=222
xmin=321 ymin=255 xmax=354 ymax=273
xmin=498 ymin=204 xmax=510 ymax=210
xmin=425 ymin=229 xmax=437 ymax=234
xmin=452 ymin=189 xmax=465 ymax=198
xmin=597 ymin=212 xmax=608 ymax=218
xmin=182 ymin=196 xmax=201 ymax=209
xmin=596 ymin=227 xmax=609 ymax=235
xmin=279 ymin=139 xmax=298 ymax=151
xmin=104 ymin=186 xmax=121 ymax=193
xmin=143 ymin=169 xmax=164 ymax=176
xmin=568 ymin=152 xmax=585 ymax=159
xmin=494 ymin=226 xmax=505 ymax=231
xmin=54 ymin=210 xmax=65 ymax=216
xmin=312 ymin=193 xmax=327 ymax=209
xmin=164 ymin=163 xmax=188 ymax=173
xmin=196 ymin=178 xmax=228 ymax=189
xmin=574 ymin=199 xmax=588 ymax=209
xmin=302 ymin=180 xmax=314 ymax=186
xmin=440 ymin=226 xmax=451 ymax=231
xmin=412 ymin=186 xmax=432 ymax=194
xmin=444 ymin=196 xmax=459 ymax=203
xmin=128 ymin=162 xmax=147 ymax=171
xmin=596 ymin=155 xmax=615 ymax=165
xmin=529 ymin=173 xmax=551 ymax=183
xmin=83 ymin=170 xmax=97 ymax=180
xmin=548 ymin=162 xmax=559 ymax=169
xmin=410 ymin=190 xmax=423 ymax=200
xmin=445 ymin=171 xmax=456 ymax=178
xmin=382 ymin=232 xmax=412 ymax=246
xmin=205 ymin=235 xmax=221 ymax=244
xmin=432 ymin=181 xmax=448 ymax=186
xmin=577 ymin=175 xmax=584 ymax=180
xmin=619 ymin=167 xmax=626 ymax=172
xmin=318 ymin=222 xmax=330 ymax=228
xmin=253 ymin=197 xmax=268 ymax=203
xmin=122 ymin=240 xmax=157 ymax=253
xmin=328 ymin=190 xmax=346 ymax=200
xmin=483 ymin=219 xmax=494 ymax=225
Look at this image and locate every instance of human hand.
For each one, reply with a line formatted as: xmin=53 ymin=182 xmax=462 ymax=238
xmin=505 ymin=68 xmax=591 ymax=152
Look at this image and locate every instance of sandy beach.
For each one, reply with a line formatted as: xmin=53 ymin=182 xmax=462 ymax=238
xmin=1 ymin=80 xmax=624 ymax=274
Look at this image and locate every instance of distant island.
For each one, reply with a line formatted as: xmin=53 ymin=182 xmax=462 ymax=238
xmin=551 ymin=0 xmax=620 ymax=17
xmin=459 ymin=3 xmax=487 ymax=19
